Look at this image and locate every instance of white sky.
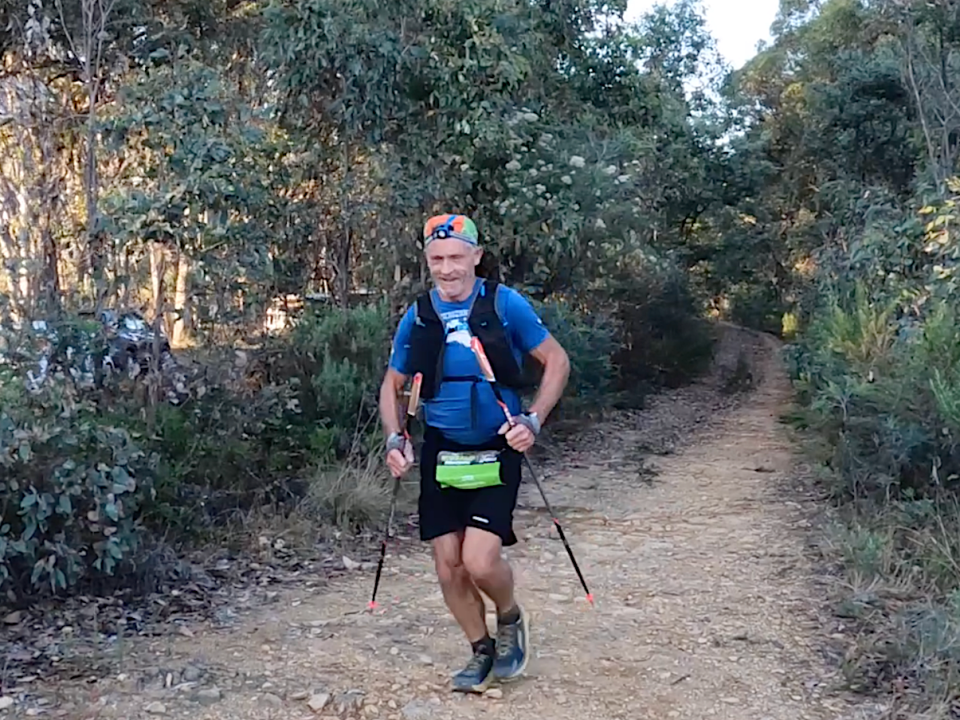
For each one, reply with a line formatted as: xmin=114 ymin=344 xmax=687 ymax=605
xmin=624 ymin=0 xmax=780 ymax=70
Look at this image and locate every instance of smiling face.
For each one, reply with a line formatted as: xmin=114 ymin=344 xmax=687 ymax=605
xmin=425 ymin=237 xmax=483 ymax=302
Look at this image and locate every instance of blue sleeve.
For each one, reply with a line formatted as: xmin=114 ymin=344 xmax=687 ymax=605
xmin=388 ymin=305 xmax=416 ymax=374
xmin=498 ymin=287 xmax=550 ymax=354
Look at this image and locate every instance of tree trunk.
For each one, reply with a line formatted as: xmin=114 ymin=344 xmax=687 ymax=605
xmin=336 ymin=138 xmax=351 ymax=309
xmin=0 ymin=225 xmax=25 ymax=320
xmin=57 ymin=0 xmax=113 ymax=301
xmin=86 ymin=103 xmax=101 ymax=298
xmin=172 ymin=248 xmax=191 ymax=347
xmin=39 ymin=226 xmax=61 ymax=313
xmin=334 ymin=227 xmax=351 ymax=309
xmin=150 ymin=241 xmax=166 ymax=323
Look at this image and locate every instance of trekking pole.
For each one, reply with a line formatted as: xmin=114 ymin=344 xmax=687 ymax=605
xmin=470 ymin=338 xmax=594 ymax=606
xmin=369 ymin=372 xmax=423 ymax=611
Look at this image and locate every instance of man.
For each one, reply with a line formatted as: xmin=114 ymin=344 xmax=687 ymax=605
xmin=378 ymin=213 xmax=570 ymax=693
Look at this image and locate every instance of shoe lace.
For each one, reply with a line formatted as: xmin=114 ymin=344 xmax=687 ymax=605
xmin=464 ymin=650 xmax=490 ymax=674
xmin=496 ymin=622 xmax=519 ymax=657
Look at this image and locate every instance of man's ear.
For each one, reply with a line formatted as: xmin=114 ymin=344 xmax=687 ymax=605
xmin=473 ymin=247 xmax=484 ymax=267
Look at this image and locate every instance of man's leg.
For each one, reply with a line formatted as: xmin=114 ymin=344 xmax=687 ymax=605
xmin=431 ymin=531 xmax=497 ymax=693
xmin=462 ymin=528 xmax=529 ymax=681
xmin=431 ymin=531 xmax=487 ymax=643
xmin=461 ymin=527 xmax=516 ymax=615
xmin=459 ymin=449 xmax=529 ymax=682
xmin=418 ymin=429 xmax=499 ymax=692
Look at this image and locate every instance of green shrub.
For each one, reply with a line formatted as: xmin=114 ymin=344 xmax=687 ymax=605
xmin=790 ymin=285 xmax=960 ymax=712
xmin=525 ymin=256 xmax=716 ymax=414
xmin=0 ymin=280 xmax=715 ymax=601
xmin=138 ymin=302 xmax=393 ymax=531
xmin=141 ymin=380 xmax=311 ymax=533
xmin=0 ymin=399 xmax=157 ymax=598
xmin=532 ymin=296 xmax=619 ymax=411
xmin=788 ymin=289 xmax=960 ymax=502
xmin=268 ymin=301 xmax=391 ymax=437
xmin=0 ymin=303 xmax=397 ymax=593
xmin=779 ymin=181 xmax=960 ymax=711
xmin=0 ymin=321 xmax=159 ymax=597
xmin=727 ymin=281 xmax=789 ymax=336
xmin=603 ymin=265 xmax=717 ymax=391
xmin=825 ymin=499 xmax=960 ymax=707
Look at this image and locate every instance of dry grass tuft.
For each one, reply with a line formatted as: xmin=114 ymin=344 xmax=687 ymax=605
xmin=300 ymin=449 xmax=399 ymax=532
xmin=820 ymin=495 xmax=960 ymax=717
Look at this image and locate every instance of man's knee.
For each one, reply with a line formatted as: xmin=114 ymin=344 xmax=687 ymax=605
xmin=432 ymin=534 xmax=466 ymax=587
xmin=436 ymin=555 xmax=469 ymax=587
xmin=461 ymin=532 xmax=503 ymax=582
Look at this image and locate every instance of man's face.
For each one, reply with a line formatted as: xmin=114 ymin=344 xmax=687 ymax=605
xmin=425 ymin=238 xmax=483 ymax=302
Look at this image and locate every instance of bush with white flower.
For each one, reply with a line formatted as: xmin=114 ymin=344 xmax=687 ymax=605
xmin=472 ymin=108 xmax=659 ymax=297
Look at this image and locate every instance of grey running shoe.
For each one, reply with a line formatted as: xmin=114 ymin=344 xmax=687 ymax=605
xmin=451 ymin=646 xmax=495 ymax=693
xmin=493 ymin=605 xmax=530 ymax=680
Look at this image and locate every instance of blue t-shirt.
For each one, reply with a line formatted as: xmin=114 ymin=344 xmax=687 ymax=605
xmin=389 ymin=279 xmax=550 ymax=445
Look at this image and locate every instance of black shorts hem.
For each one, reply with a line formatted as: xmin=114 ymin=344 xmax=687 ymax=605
xmin=418 ymin=520 xmax=519 ymax=547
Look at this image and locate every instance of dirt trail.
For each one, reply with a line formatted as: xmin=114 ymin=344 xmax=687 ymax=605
xmin=16 ymin=325 xmax=871 ymax=720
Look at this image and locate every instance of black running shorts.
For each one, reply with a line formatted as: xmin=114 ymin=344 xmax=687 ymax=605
xmin=418 ymin=426 xmax=523 ymax=546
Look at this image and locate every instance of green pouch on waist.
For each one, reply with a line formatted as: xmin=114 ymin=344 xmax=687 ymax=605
xmin=436 ymin=450 xmax=503 ymax=490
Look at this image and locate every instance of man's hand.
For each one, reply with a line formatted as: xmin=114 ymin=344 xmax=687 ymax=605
xmin=386 ymin=444 xmax=414 ymax=478
xmin=386 ymin=433 xmax=414 ymax=478
xmin=498 ymin=413 xmax=540 ymax=453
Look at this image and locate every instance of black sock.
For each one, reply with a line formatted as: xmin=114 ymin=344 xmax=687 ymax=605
xmin=472 ymin=635 xmax=495 ymax=656
xmin=498 ymin=605 xmax=521 ymax=626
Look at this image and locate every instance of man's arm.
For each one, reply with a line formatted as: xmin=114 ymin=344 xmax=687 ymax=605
xmin=499 ymin=287 xmax=570 ymax=427
xmin=379 ymin=304 xmax=415 ymax=439
xmin=379 ymin=366 xmax=409 ymax=438
xmin=526 ymin=335 xmax=570 ymax=424
xmin=380 ymin=364 xmax=416 ymax=478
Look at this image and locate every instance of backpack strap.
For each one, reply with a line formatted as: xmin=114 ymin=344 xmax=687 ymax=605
xmin=411 ymin=293 xmax=444 ymax=400
xmin=435 ymin=281 xmax=483 ymax=384
xmin=468 ymin=279 xmax=530 ymax=391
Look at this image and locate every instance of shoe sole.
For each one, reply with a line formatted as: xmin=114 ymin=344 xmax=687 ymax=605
xmin=451 ymin=667 xmax=493 ymax=694
xmin=492 ymin=604 xmax=531 ymax=682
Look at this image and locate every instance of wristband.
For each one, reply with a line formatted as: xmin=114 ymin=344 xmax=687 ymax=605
xmin=517 ymin=412 xmax=541 ymax=436
xmin=385 ymin=432 xmax=407 ymax=453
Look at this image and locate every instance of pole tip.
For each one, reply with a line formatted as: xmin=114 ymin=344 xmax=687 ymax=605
xmin=586 ymin=593 xmax=594 ymax=605
xmin=368 ymin=601 xmax=378 ymax=610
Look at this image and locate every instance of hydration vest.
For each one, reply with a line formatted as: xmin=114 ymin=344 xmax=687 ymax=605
xmin=406 ymin=279 xmax=532 ymax=402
